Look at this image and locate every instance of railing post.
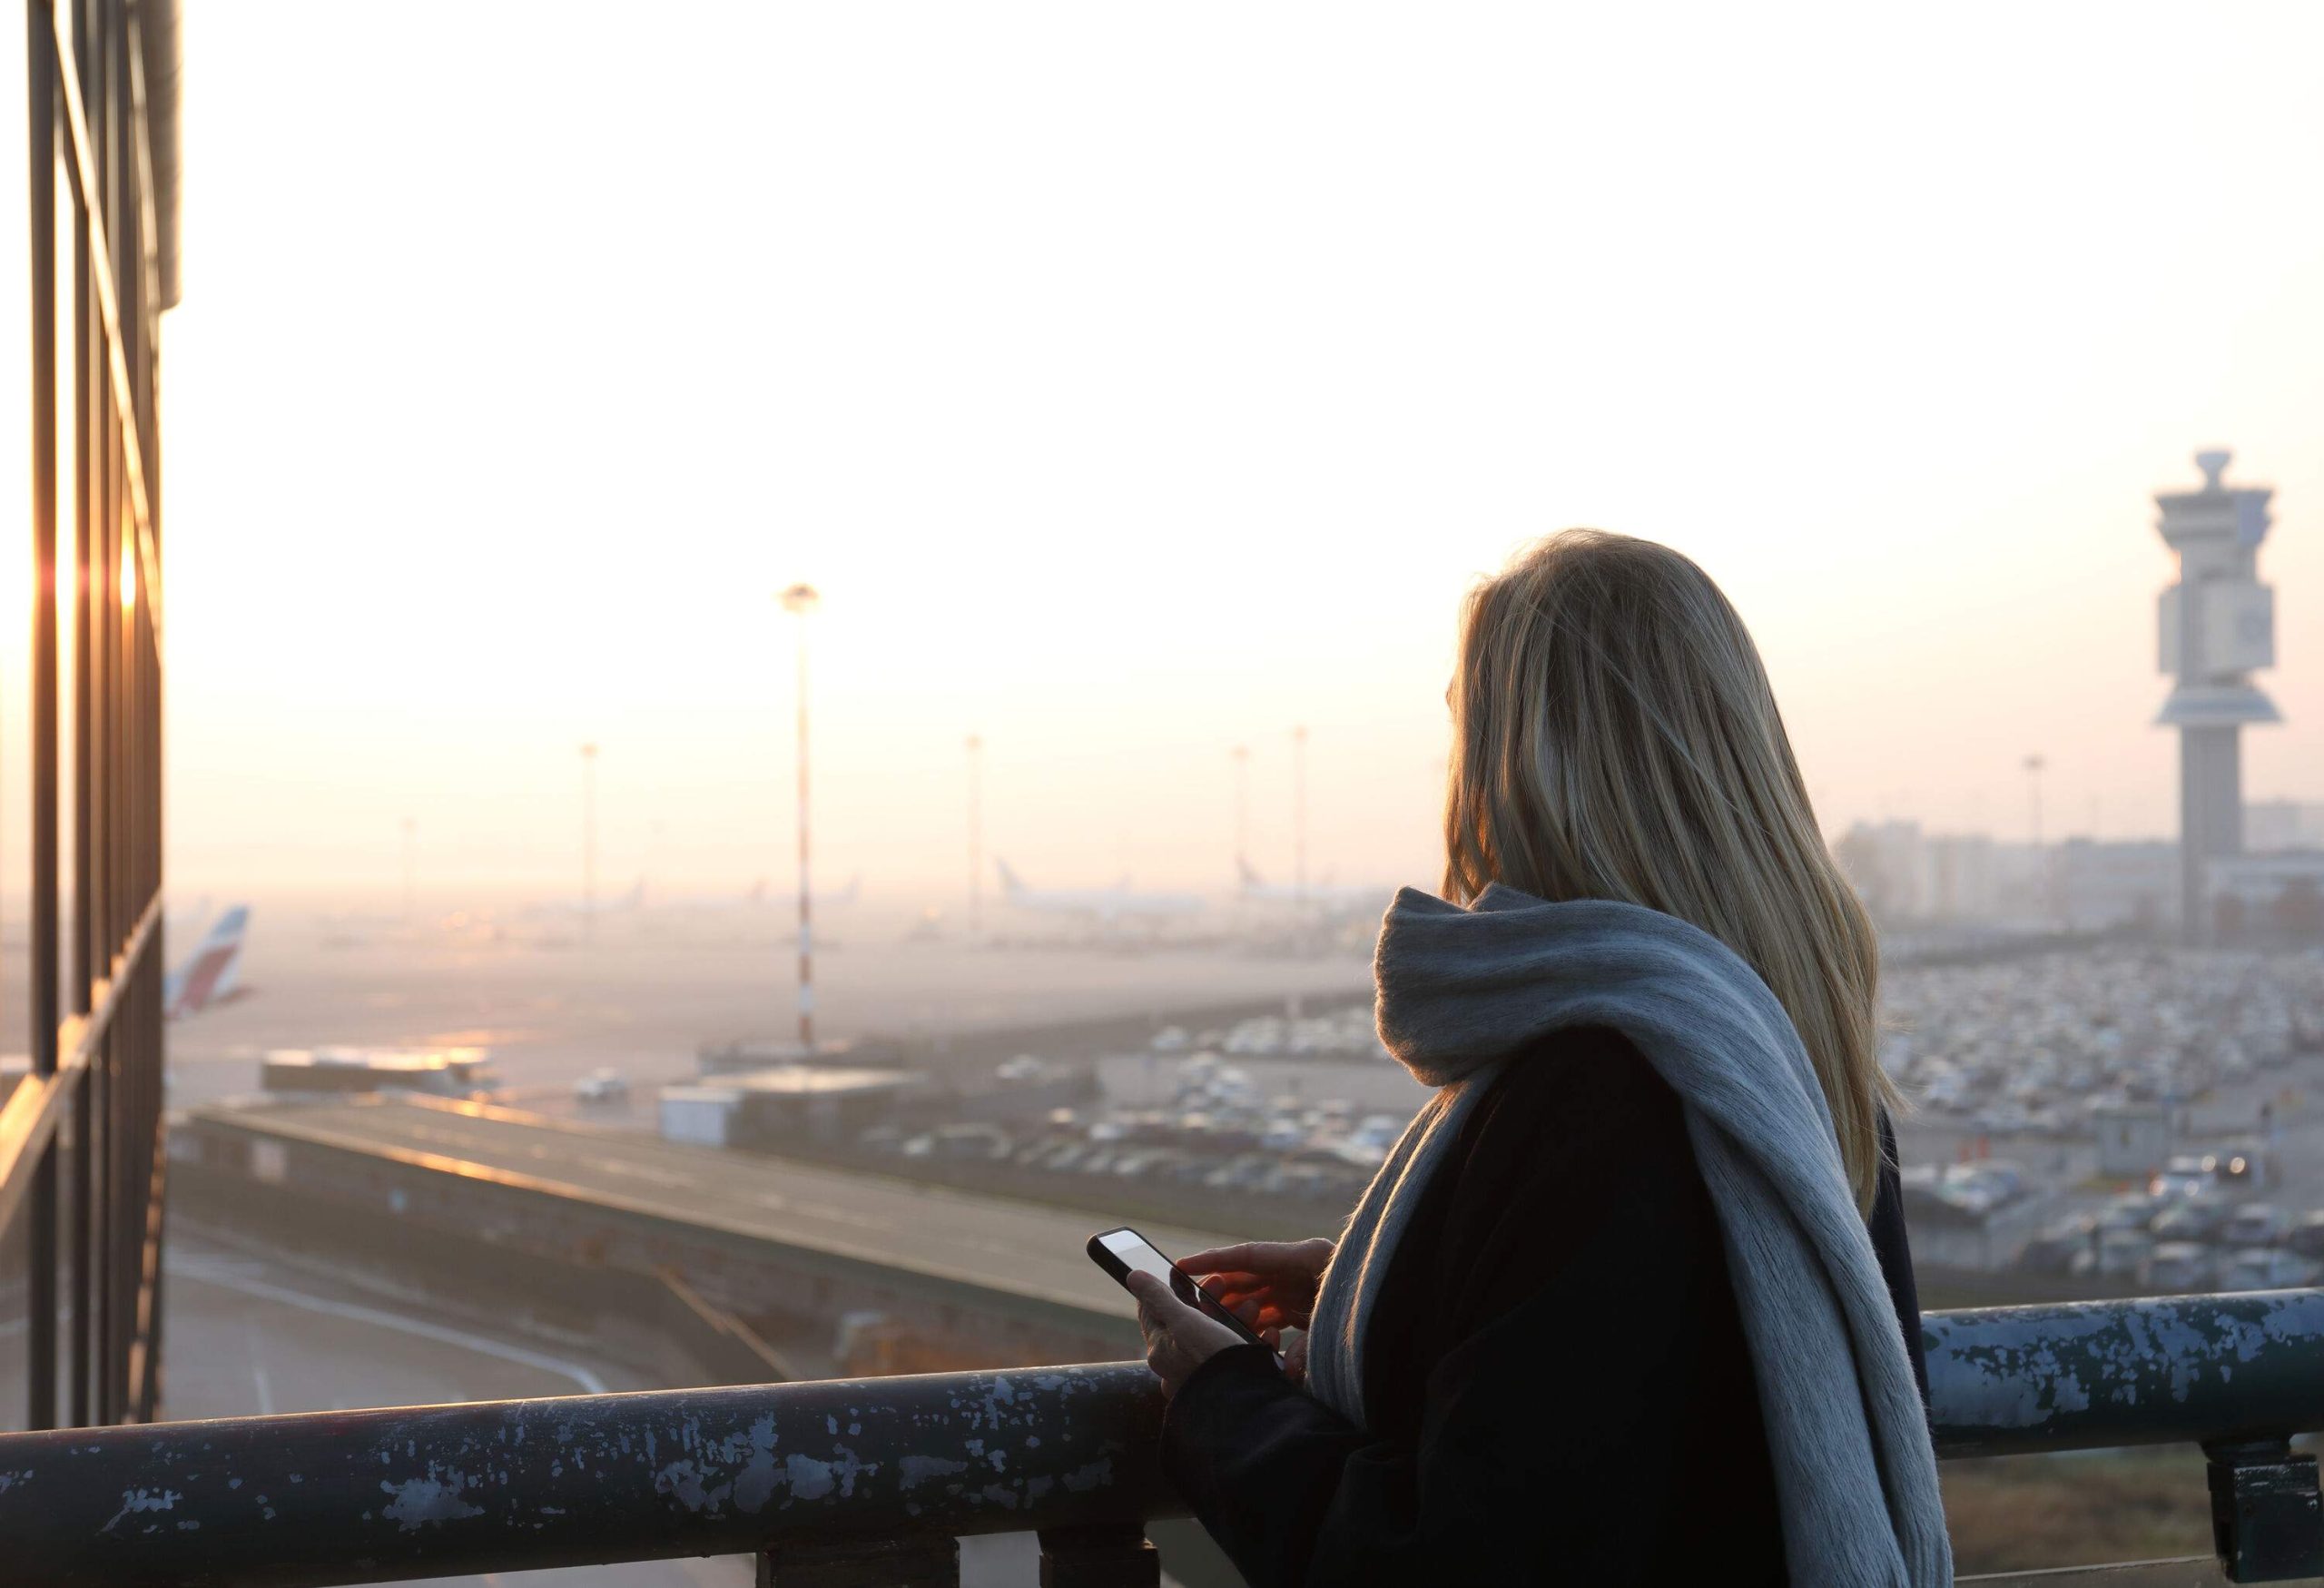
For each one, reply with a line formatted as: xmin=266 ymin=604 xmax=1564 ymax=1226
xmin=756 ymin=1535 xmax=960 ymax=1588
xmin=2203 ymin=1437 xmax=2324 ymax=1583
xmin=1038 ymin=1524 xmax=1162 ymax=1588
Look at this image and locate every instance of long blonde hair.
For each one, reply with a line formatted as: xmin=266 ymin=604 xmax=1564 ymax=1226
xmin=1443 ymin=529 xmax=1896 ymax=1211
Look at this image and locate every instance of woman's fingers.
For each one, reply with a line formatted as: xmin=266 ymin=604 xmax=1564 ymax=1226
xmin=1178 ymin=1243 xmax=1266 ymax=1274
xmin=1182 ymin=1240 xmax=1332 ymax=1278
xmin=1202 ymin=1277 xmax=1316 ymax=1331
xmin=1125 ymin=1267 xmax=1256 ymax=1400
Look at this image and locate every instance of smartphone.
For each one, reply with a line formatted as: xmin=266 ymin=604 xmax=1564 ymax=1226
xmin=1087 ymin=1225 xmax=1276 ymax=1353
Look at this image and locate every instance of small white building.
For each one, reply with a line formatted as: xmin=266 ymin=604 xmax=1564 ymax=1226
xmin=659 ymin=1085 xmax=744 ymax=1148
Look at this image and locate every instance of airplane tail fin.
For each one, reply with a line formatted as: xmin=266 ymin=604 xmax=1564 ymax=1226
xmin=167 ymin=904 xmax=251 ymax=1021
xmin=1236 ymin=855 xmax=1265 ymax=890
xmin=995 ymin=858 xmax=1026 ymax=898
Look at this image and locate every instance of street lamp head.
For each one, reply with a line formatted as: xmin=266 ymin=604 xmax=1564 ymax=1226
xmin=779 ymin=583 xmax=822 ymax=616
xmin=581 ymin=743 xmax=599 ymax=760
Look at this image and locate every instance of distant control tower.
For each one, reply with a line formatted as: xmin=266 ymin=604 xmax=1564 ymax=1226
xmin=2154 ymin=449 xmax=2277 ymax=939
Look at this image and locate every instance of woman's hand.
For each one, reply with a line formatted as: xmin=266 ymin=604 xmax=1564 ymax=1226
xmin=1179 ymin=1238 xmax=1336 ymax=1343
xmin=1126 ymin=1270 xmax=1254 ymax=1399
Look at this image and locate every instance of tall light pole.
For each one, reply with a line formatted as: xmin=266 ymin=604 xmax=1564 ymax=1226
xmin=780 ymin=584 xmax=821 ymax=1052
xmin=1230 ymin=745 xmax=1252 ymax=876
xmin=579 ymin=744 xmax=599 ymax=941
xmin=400 ymin=816 xmax=418 ymax=922
xmin=2024 ymin=754 xmax=2046 ymax=922
xmin=1291 ymin=725 xmax=1310 ymax=905
xmin=964 ymin=733 xmax=985 ymax=938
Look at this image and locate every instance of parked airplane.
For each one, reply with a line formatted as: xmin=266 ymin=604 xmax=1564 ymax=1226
xmin=994 ymin=860 xmax=1204 ymax=923
xmin=741 ymin=874 xmax=861 ymax=911
xmin=654 ymin=875 xmax=862 ymax=913
xmin=165 ymin=904 xmax=253 ymax=1021
xmin=519 ymin=879 xmax=645 ymax=922
xmin=1234 ymin=857 xmax=1386 ymax=913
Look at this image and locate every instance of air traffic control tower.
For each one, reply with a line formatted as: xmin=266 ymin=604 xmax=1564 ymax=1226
xmin=2154 ymin=449 xmax=2278 ymax=939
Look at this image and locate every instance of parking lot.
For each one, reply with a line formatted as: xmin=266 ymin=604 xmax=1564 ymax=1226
xmin=1886 ymin=946 xmax=2324 ymax=1289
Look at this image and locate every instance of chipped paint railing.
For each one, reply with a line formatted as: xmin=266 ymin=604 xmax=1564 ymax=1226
xmin=0 ymin=1362 xmax=1175 ymax=1587
xmin=1929 ymin=1288 xmax=2324 ymax=1583
xmin=1927 ymin=1288 xmax=2324 ymax=1456
xmin=3 ymin=1291 xmax=2322 ymax=1585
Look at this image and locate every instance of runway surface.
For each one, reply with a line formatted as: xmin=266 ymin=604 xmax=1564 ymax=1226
xmin=197 ymin=1093 xmax=1240 ymax=1320
xmin=162 ymin=916 xmax=1374 ymax=1115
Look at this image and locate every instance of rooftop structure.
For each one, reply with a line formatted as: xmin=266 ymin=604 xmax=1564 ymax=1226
xmin=719 ymin=1063 xmax=924 ymax=1097
xmin=259 ymin=1046 xmax=494 ymax=1096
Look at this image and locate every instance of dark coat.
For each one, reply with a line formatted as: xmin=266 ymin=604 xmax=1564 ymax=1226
xmin=1160 ymin=1025 xmax=1926 ymax=1587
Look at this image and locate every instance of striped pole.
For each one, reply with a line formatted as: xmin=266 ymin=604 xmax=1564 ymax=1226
xmin=1230 ymin=745 xmax=1250 ymax=873
xmin=1291 ymin=725 xmax=1309 ymax=905
xmin=579 ymin=744 xmax=598 ymax=941
xmin=780 ymin=585 xmax=821 ymax=1051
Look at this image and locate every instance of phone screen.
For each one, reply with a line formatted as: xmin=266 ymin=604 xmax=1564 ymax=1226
xmin=1088 ymin=1226 xmax=1275 ymax=1352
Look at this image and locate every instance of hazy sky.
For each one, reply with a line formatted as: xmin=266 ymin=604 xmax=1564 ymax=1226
xmin=27 ymin=4 xmax=2324 ymax=902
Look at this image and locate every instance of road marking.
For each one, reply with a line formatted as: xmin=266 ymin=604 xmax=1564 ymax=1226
xmin=241 ymin=1320 xmax=278 ymax=1415
xmin=172 ymin=1255 xmax=610 ymax=1395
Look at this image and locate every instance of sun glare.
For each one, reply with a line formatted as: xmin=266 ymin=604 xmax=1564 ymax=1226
xmin=119 ymin=553 xmax=135 ymax=610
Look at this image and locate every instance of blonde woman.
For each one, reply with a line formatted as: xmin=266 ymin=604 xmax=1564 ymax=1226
xmin=1125 ymin=531 xmax=1950 ymax=1586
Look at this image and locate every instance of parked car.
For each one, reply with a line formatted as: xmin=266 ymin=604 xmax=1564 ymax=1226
xmin=2096 ymin=1195 xmax=2155 ymax=1235
xmin=2141 ymin=1242 xmax=2213 ymax=1291
xmin=2150 ymin=1195 xmax=2232 ymax=1242
xmin=573 ymin=1067 xmax=628 ymax=1103
xmin=2221 ymin=1204 xmax=2290 ymax=1248
xmin=2084 ymin=1228 xmax=2155 ymax=1278
xmin=2016 ymin=1215 xmax=2099 ymax=1276
xmin=2215 ymin=1145 xmax=2278 ymax=1191
xmin=2147 ymin=1154 xmax=2217 ymax=1202
xmin=2218 ymin=1248 xmax=2320 ymax=1292
xmin=2288 ymin=1211 xmax=2324 ymax=1261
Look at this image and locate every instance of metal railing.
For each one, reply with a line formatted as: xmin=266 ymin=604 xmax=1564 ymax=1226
xmin=0 ymin=1289 xmax=2318 ymax=1585
xmin=0 ymin=0 xmax=179 ymax=1434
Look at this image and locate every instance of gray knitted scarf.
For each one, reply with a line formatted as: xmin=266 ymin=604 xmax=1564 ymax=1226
xmin=1306 ymin=884 xmax=1951 ymax=1587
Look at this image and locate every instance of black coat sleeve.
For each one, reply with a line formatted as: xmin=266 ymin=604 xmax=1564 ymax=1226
xmin=1159 ymin=1041 xmax=1783 ymax=1588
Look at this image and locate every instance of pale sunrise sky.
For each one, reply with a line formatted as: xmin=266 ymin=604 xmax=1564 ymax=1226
xmin=15 ymin=4 xmax=2324 ymax=903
